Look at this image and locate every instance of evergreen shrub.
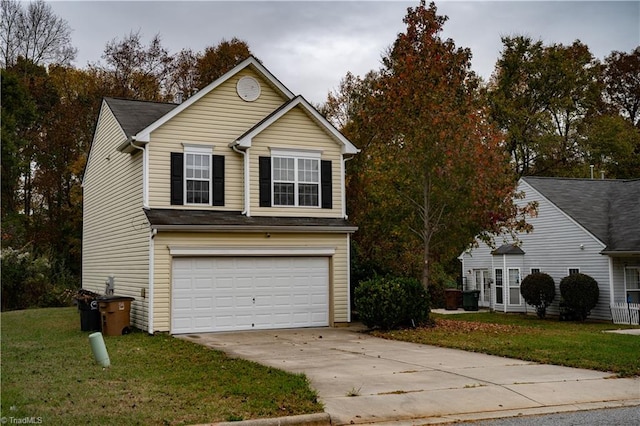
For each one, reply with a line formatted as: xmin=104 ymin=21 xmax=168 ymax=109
xmin=559 ymin=273 xmax=599 ymax=321
xmin=354 ymin=276 xmax=429 ymax=330
xmin=520 ymin=272 xmax=556 ymax=318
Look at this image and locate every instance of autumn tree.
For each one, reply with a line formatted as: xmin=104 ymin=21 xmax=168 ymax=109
xmin=602 ymin=47 xmax=640 ymax=127
xmin=488 ymin=36 xmax=602 ymax=177
xmin=196 ymin=38 xmax=252 ymax=90
xmin=334 ymin=2 xmax=532 ymax=289
xmin=0 ymin=0 xmax=76 ymax=67
xmin=96 ymin=30 xmax=173 ymax=101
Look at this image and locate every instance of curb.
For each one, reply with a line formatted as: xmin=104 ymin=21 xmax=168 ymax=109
xmin=204 ymin=413 xmax=332 ymax=426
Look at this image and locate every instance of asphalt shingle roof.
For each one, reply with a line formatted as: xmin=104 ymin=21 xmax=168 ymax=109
xmin=104 ymin=97 xmax=178 ymax=138
xmin=523 ymin=177 xmax=640 ymax=253
xmin=144 ymin=209 xmax=357 ymax=232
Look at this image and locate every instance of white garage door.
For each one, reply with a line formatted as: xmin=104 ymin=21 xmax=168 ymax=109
xmin=171 ymin=257 xmax=329 ymax=333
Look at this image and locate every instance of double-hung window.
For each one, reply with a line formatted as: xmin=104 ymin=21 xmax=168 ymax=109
xmin=184 ymin=146 xmax=212 ymax=205
xmin=625 ymin=267 xmax=640 ymax=304
xmin=272 ymin=151 xmax=320 ymax=207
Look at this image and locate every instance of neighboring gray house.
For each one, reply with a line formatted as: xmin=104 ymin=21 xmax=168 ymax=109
xmin=459 ymin=177 xmax=640 ymax=324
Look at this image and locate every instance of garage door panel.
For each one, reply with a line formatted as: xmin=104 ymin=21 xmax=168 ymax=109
xmin=172 ymin=256 xmax=329 ymax=333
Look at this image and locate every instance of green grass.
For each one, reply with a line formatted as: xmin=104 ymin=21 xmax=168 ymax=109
xmin=1 ymin=307 xmax=322 ymax=425
xmin=373 ymin=312 xmax=640 ymax=377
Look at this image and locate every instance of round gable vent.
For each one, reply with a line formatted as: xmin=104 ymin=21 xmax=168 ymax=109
xmin=236 ymin=76 xmax=261 ymax=102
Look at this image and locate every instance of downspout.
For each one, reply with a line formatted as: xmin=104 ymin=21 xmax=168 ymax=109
xmin=342 ymin=155 xmax=354 ymax=219
xmin=129 ymin=137 xmax=149 ymax=208
xmin=231 ymin=144 xmax=250 ymax=216
xmin=608 ymin=256 xmax=615 ymax=306
xmin=130 ymin=137 xmax=154 ymax=333
xmin=148 ymin=228 xmax=157 ymax=334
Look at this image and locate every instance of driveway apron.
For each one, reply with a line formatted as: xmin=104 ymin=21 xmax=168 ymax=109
xmin=178 ymin=326 xmax=640 ymax=425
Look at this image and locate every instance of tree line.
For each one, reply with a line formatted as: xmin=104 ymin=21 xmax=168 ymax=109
xmin=321 ymin=1 xmax=639 ymax=302
xmin=1 ymin=0 xmax=638 ymax=309
xmin=1 ymin=0 xmax=252 ymax=309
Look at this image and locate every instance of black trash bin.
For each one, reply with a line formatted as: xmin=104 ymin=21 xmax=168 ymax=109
xmin=78 ymin=299 xmax=101 ymax=331
xmin=462 ymin=290 xmax=480 ymax=311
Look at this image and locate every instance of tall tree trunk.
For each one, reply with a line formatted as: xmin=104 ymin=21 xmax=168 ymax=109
xmin=421 ymin=180 xmax=430 ymax=290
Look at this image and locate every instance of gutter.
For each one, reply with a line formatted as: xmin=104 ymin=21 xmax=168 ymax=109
xmin=229 ymin=142 xmax=250 ymax=216
xmin=148 ymin=224 xmax=358 ymax=233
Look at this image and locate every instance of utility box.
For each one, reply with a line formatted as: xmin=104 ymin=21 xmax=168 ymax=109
xmin=98 ymin=296 xmax=135 ymax=336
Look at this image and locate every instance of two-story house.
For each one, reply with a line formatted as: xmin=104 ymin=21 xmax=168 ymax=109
xmin=82 ymin=57 xmax=359 ymax=334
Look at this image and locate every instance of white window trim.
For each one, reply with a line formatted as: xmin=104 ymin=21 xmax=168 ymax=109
xmin=568 ymin=267 xmax=581 ymax=276
xmin=507 ymin=267 xmax=522 ymax=306
xmin=494 ymin=268 xmax=504 ymax=305
xmin=184 ymin=145 xmax=213 ymax=206
xmin=271 ymin=151 xmax=321 ymax=208
xmin=624 ymin=267 xmax=640 ymax=302
xmin=530 ymin=268 xmax=541 ymax=275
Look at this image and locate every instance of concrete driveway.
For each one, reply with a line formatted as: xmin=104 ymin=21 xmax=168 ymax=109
xmin=179 ymin=326 xmax=640 ymax=425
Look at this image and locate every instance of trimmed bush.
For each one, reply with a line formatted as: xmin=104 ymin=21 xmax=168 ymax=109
xmin=354 ymin=276 xmax=429 ymax=330
xmin=559 ymin=273 xmax=599 ymax=321
xmin=520 ymin=272 xmax=556 ymax=319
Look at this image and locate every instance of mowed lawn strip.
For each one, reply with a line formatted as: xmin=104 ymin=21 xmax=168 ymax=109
xmin=373 ymin=312 xmax=640 ymax=377
xmin=1 ymin=307 xmax=322 ymax=425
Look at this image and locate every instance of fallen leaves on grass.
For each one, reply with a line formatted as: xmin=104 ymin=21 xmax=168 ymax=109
xmin=429 ymin=318 xmax=524 ymax=334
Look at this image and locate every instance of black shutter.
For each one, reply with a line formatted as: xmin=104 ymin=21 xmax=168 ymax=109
xmin=212 ymin=154 xmax=225 ymax=206
xmin=321 ymin=160 xmax=332 ymax=209
xmin=259 ymin=156 xmax=271 ymax=207
xmin=170 ymin=152 xmax=183 ymax=205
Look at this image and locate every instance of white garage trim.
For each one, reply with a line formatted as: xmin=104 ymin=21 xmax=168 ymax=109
xmin=169 ymin=246 xmax=336 ymax=257
xmin=171 ymin=256 xmax=330 ymax=333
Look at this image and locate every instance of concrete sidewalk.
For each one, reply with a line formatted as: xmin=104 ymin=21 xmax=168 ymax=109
xmin=180 ymin=326 xmax=640 ymax=425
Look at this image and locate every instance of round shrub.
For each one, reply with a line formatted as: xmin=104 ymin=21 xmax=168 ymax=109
xmin=559 ymin=273 xmax=599 ymax=321
xmin=354 ymin=276 xmax=429 ymax=330
xmin=520 ymin=272 xmax=556 ymax=319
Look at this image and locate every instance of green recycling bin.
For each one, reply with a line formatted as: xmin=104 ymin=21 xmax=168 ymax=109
xmin=462 ymin=290 xmax=480 ymax=311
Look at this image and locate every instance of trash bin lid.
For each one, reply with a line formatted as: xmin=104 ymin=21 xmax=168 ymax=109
xmin=97 ymin=295 xmax=135 ymax=302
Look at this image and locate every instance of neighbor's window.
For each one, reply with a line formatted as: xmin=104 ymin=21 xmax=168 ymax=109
xmin=625 ymin=267 xmax=640 ymax=304
xmin=495 ymin=269 xmax=504 ymax=304
xmin=569 ymin=268 xmax=580 ymax=276
xmin=508 ymin=268 xmax=521 ymax=305
xmin=273 ymin=155 xmax=319 ymax=207
xmin=531 ymin=268 xmax=541 ymax=274
xmin=185 ymin=150 xmax=211 ymax=205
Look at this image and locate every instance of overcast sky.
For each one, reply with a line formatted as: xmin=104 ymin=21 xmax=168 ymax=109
xmin=49 ymin=1 xmax=639 ymax=104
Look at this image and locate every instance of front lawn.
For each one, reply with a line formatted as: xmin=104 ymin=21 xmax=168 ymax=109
xmin=1 ymin=307 xmax=322 ymax=425
xmin=373 ymin=312 xmax=640 ymax=377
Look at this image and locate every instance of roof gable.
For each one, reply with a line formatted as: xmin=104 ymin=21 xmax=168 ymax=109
xmin=522 ymin=177 xmax=640 ymax=253
xmin=232 ymin=96 xmax=359 ymax=155
xmin=134 ymin=56 xmax=294 ymax=142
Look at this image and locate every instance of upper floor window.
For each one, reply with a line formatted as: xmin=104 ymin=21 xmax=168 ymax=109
xmin=258 ymin=149 xmax=331 ymax=209
xmin=273 ymin=156 xmax=320 ymax=207
xmin=185 ymin=152 xmax=210 ymax=205
xmin=170 ymin=145 xmax=224 ymax=207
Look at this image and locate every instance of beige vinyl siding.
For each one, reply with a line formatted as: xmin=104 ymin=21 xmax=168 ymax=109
xmin=82 ymin=103 xmax=150 ymax=329
xmin=147 ymin=69 xmax=288 ymax=209
xmin=249 ymin=106 xmax=344 ymax=217
xmin=151 ymin=232 xmax=349 ymax=332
